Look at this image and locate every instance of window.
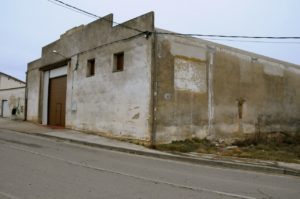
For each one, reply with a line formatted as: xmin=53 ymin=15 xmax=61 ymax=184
xmin=113 ymin=52 xmax=124 ymax=72
xmin=87 ymin=59 xmax=95 ymax=77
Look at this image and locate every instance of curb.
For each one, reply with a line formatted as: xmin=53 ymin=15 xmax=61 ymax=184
xmin=2 ymin=128 xmax=300 ymax=177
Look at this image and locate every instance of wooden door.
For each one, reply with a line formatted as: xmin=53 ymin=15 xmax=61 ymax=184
xmin=48 ymin=76 xmax=67 ymax=126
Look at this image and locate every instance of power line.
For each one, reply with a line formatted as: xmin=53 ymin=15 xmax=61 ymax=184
xmin=201 ymin=38 xmax=300 ymax=44
xmin=47 ymin=0 xmax=300 ymax=40
xmin=48 ymin=0 xmax=145 ymax=33
xmin=48 ymin=0 xmax=98 ymax=18
xmin=72 ymin=32 xmax=146 ymax=58
xmin=48 ymin=0 xmax=96 ymax=19
xmin=155 ymin=32 xmax=300 ymax=40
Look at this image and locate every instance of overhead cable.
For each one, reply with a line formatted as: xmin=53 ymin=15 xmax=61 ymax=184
xmin=47 ymin=0 xmax=300 ymax=40
xmin=155 ymin=32 xmax=300 ymax=40
xmin=196 ymin=38 xmax=300 ymax=44
xmin=48 ymin=0 xmax=144 ymax=33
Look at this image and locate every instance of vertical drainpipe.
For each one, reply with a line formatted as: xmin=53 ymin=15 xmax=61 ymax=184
xmin=24 ymin=71 xmax=28 ymax=121
xmin=207 ymin=46 xmax=215 ymax=137
xmin=150 ymin=30 xmax=158 ymax=147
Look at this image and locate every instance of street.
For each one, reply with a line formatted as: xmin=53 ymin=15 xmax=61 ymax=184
xmin=0 ymin=129 xmax=299 ymax=199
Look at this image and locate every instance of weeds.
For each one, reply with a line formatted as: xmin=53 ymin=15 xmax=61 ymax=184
xmin=156 ymin=138 xmax=214 ymax=153
xmin=155 ymin=132 xmax=300 ymax=163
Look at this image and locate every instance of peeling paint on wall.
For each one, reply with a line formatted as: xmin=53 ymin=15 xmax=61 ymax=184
xmin=263 ymin=64 xmax=284 ymax=77
xmin=170 ymin=42 xmax=206 ymax=60
xmin=174 ymin=56 xmax=206 ymax=93
xmin=287 ymin=66 xmax=300 ymax=75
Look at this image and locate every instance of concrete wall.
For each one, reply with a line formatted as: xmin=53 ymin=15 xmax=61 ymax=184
xmin=0 ymin=87 xmax=25 ymax=119
xmin=154 ymin=34 xmax=209 ymax=143
xmin=27 ymin=12 xmax=300 ymax=143
xmin=212 ymin=48 xmax=300 ymax=138
xmin=0 ymin=74 xmax=25 ymax=89
xmin=40 ymin=13 xmax=154 ymax=68
xmin=66 ymin=35 xmax=152 ymax=140
xmin=154 ymin=32 xmax=300 ymax=143
xmin=27 ymin=12 xmax=154 ymax=141
xmin=27 ymin=59 xmax=42 ymax=122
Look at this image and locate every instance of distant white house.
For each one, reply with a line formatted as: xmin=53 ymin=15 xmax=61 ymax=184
xmin=0 ymin=72 xmax=25 ymax=119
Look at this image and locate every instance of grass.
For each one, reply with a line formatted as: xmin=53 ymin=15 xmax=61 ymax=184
xmin=156 ymin=138 xmax=216 ymax=153
xmin=155 ymin=133 xmax=300 ymax=163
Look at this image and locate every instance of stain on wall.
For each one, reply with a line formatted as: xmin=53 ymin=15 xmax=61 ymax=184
xmin=154 ymin=33 xmax=300 ymax=143
xmin=26 ymin=13 xmax=300 ymax=144
xmin=174 ymin=56 xmax=207 ymax=93
xmin=27 ymin=59 xmax=42 ymax=122
xmin=0 ymin=88 xmax=25 ymax=119
xmin=27 ymin=12 xmax=155 ymax=142
xmin=213 ymin=49 xmax=300 ymax=138
xmin=155 ymin=36 xmax=209 ymax=143
xmin=66 ymin=39 xmax=153 ymax=140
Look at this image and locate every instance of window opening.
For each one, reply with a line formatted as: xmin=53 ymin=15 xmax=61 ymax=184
xmin=87 ymin=59 xmax=95 ymax=77
xmin=113 ymin=52 xmax=124 ymax=72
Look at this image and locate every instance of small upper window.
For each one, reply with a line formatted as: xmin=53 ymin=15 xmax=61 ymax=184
xmin=87 ymin=59 xmax=95 ymax=77
xmin=113 ymin=52 xmax=124 ymax=72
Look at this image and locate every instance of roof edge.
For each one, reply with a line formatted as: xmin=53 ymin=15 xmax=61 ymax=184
xmin=0 ymin=72 xmax=26 ymax=84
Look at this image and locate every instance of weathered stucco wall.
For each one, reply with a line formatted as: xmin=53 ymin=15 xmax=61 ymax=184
xmin=0 ymin=87 xmax=25 ymax=119
xmin=40 ymin=13 xmax=154 ymax=68
xmin=212 ymin=48 xmax=300 ymax=138
xmin=0 ymin=74 xmax=25 ymax=90
xmin=27 ymin=59 xmax=42 ymax=122
xmin=27 ymin=12 xmax=300 ymax=143
xmin=154 ymin=34 xmax=209 ymax=143
xmin=27 ymin=12 xmax=154 ymax=141
xmin=154 ymin=32 xmax=300 ymax=143
xmin=66 ymin=36 xmax=152 ymax=140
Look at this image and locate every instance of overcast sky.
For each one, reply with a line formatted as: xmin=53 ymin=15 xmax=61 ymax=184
xmin=1 ymin=0 xmax=299 ymax=81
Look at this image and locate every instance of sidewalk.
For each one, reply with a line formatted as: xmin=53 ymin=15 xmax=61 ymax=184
xmin=1 ymin=118 xmax=300 ymax=177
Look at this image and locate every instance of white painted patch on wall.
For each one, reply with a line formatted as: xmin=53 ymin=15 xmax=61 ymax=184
xmin=49 ymin=66 xmax=67 ymax=78
xmin=174 ymin=57 xmax=206 ymax=93
xmin=171 ymin=42 xmax=206 ymax=60
xmin=287 ymin=66 xmax=300 ymax=75
xmin=263 ymin=63 xmax=284 ymax=77
xmin=219 ymin=48 xmax=251 ymax=62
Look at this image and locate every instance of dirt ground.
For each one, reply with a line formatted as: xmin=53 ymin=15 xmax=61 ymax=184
xmin=156 ymin=132 xmax=300 ymax=163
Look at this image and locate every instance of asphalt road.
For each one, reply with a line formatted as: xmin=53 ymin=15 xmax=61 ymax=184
xmin=0 ymin=129 xmax=299 ymax=199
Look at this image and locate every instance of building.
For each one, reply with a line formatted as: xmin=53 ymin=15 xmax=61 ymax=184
xmin=26 ymin=12 xmax=300 ymax=144
xmin=0 ymin=72 xmax=26 ymax=119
